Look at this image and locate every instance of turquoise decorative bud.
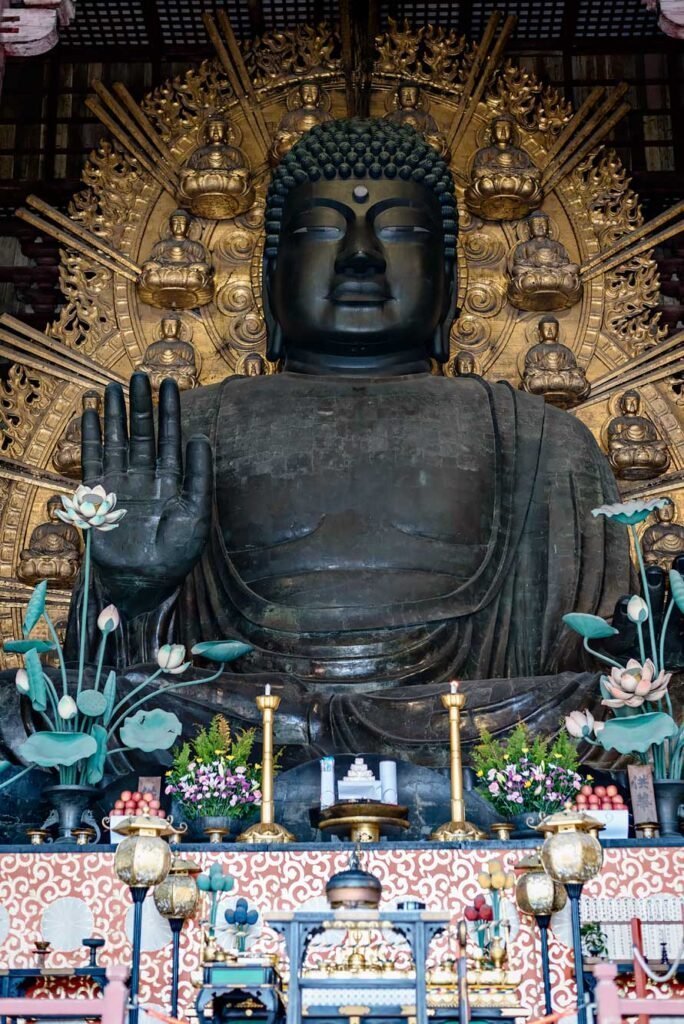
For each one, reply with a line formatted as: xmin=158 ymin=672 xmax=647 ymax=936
xmin=191 ymin=640 xmax=253 ymax=662
xmin=19 ymin=731 xmax=98 ymax=768
xmin=562 ymin=613 xmax=618 ymax=640
xmin=120 ymin=708 xmax=183 ymax=752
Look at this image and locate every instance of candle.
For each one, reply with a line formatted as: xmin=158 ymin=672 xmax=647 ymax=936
xmin=320 ymin=757 xmax=336 ymax=809
xmin=265 ymin=683 xmax=271 ymax=696
xmin=379 ymin=761 xmax=398 ymax=804
xmin=450 ymin=679 xmax=459 ymax=694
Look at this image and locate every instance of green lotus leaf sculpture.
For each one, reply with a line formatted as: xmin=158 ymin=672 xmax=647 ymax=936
xmin=23 ymin=648 xmax=47 ymax=712
xmin=3 ymin=639 xmax=56 ymax=655
xmin=120 ymin=708 xmax=183 ymax=752
xmin=191 ymin=640 xmax=253 ymax=663
xmin=596 ymin=712 xmax=679 ymax=755
xmin=19 ymin=731 xmax=98 ymax=768
xmin=85 ymin=725 xmax=108 ymax=785
xmin=22 ymin=581 xmax=47 ymax=636
xmin=669 ymin=569 xmax=684 ymax=615
xmin=102 ymin=670 xmax=117 ymax=726
xmin=562 ymin=613 xmax=619 ymax=640
xmin=76 ymin=689 xmax=108 ymax=718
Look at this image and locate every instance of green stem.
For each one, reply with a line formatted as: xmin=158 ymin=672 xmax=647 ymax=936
xmin=92 ymin=632 xmax=108 ymax=693
xmin=109 ymin=667 xmax=164 ymax=720
xmin=0 ymin=765 xmax=34 ymax=792
xmin=41 ymin=672 xmax=60 ymax=726
xmin=43 ymin=611 xmax=68 ymax=698
xmin=636 ymin=620 xmax=646 ymax=665
xmin=658 ymin=599 xmax=675 ymax=680
xmin=631 ymin=525 xmax=658 ymax=672
xmin=77 ymin=530 xmax=92 ymax=696
xmin=584 ymin=638 xmax=624 ymax=670
xmin=106 ymin=667 xmax=224 ymax=740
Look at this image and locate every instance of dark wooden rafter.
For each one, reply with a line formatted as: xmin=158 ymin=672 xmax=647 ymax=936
xmin=339 ymin=0 xmax=380 ymax=118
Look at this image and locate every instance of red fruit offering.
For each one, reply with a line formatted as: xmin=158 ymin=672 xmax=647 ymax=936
xmin=120 ymin=790 xmax=132 ymax=802
xmin=612 ymin=795 xmax=624 ymax=805
xmin=149 ymin=799 xmax=160 ymax=810
xmin=580 ymin=784 xmax=593 ymax=796
xmin=142 ymin=792 xmax=153 ymax=803
xmin=464 ymin=906 xmax=479 ymax=921
xmin=114 ymin=800 xmax=124 ymax=810
xmin=479 ymin=905 xmax=493 ymax=921
xmin=594 ymin=785 xmax=606 ymax=797
xmin=158 ymin=810 xmax=166 ymax=818
xmin=606 ymin=784 xmax=618 ymax=797
xmin=601 ymin=802 xmax=612 ymax=809
xmin=132 ymin=792 xmax=142 ymax=802
xmin=576 ymin=794 xmax=588 ymax=805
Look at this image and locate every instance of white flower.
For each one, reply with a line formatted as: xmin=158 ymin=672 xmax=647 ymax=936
xmin=157 ymin=644 xmax=189 ymax=674
xmin=565 ymin=709 xmax=596 ymax=739
xmin=592 ymin=498 xmax=669 ymax=526
xmin=627 ymin=595 xmax=649 ymax=623
xmin=56 ymin=485 xmax=126 ymax=532
xmin=58 ymin=695 xmax=77 ymax=720
xmin=15 ymin=669 xmax=29 ymax=694
xmin=97 ymin=604 xmax=120 ymax=633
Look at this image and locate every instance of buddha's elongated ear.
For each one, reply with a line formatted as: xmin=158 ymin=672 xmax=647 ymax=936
xmin=263 ymin=254 xmax=283 ymax=361
xmin=430 ymin=256 xmax=458 ymax=363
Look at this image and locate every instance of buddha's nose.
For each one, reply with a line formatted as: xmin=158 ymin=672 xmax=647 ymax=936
xmin=335 ymin=224 xmax=386 ymax=275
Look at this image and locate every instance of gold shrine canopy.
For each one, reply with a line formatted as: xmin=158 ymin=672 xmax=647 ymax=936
xmin=1 ymin=9 xmax=684 ymax=659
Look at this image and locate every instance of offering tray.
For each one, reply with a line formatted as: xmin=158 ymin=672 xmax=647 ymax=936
xmin=318 ymin=801 xmax=410 ymax=842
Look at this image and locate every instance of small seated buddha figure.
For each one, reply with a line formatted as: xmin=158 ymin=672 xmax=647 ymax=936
xmin=52 ymin=390 xmax=101 ymax=479
xmin=642 ymin=499 xmax=684 ymax=571
xmin=137 ymin=315 xmax=200 ymax=396
xmin=179 ymin=115 xmax=254 ymax=220
xmin=269 ymin=82 xmax=332 ymax=164
xmin=385 ymin=82 xmax=448 ymax=158
xmin=17 ymin=495 xmax=81 ymax=589
xmin=450 ymin=351 xmax=479 ymax=377
xmin=521 ymin=315 xmax=590 ymax=409
xmin=464 ymin=115 xmax=543 ymax=221
xmin=607 ymin=390 xmax=670 ymax=481
xmin=507 ymin=211 xmax=583 ymax=312
xmin=243 ymin=352 xmax=266 ymax=376
xmin=137 ymin=209 xmax=214 ymax=310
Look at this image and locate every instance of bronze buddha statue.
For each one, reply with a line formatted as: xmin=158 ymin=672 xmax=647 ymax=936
xmin=642 ymin=498 xmax=684 ymax=571
xmin=58 ymin=118 xmax=629 ymax=765
xmin=269 ymin=82 xmax=333 ymax=164
xmin=521 ymin=315 xmax=590 ymax=408
xmin=137 ymin=315 xmax=200 ymax=396
xmin=52 ymin=390 xmax=101 ymax=479
xmin=137 ymin=209 xmax=215 ymax=310
xmin=607 ymin=390 xmax=670 ymax=480
xmin=385 ymin=83 xmax=448 ymax=158
xmin=17 ymin=495 xmax=81 ymax=589
xmin=179 ymin=115 xmax=255 ymax=220
xmin=507 ymin=211 xmax=583 ymax=311
xmin=464 ymin=115 xmax=542 ymax=221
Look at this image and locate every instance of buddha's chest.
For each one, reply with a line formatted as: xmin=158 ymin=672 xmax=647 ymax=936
xmin=209 ymin=377 xmax=497 ymax=558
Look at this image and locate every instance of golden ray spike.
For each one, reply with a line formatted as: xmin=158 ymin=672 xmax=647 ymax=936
xmin=450 ymin=15 xmax=517 ymax=151
xmin=25 ymin=196 xmax=141 ymax=276
xmin=0 ymin=335 xmax=113 ymax=391
xmin=581 ymin=199 xmax=684 ymax=276
xmin=0 ymin=580 xmax=70 ymax=608
xmin=0 ymin=321 xmax=128 ymax=389
xmin=203 ymin=13 xmax=269 ymax=166
xmin=589 ymin=328 xmax=684 ymax=391
xmin=543 ymin=86 xmax=606 ymax=165
xmin=590 ymin=352 xmax=684 ymax=400
xmin=216 ymin=10 xmax=271 ymax=153
xmin=91 ymin=81 xmax=180 ymax=187
xmin=543 ymin=101 xmax=631 ymax=195
xmin=111 ymin=81 xmax=179 ymax=169
xmin=85 ymin=97 xmax=178 ymax=198
xmin=620 ymin=469 xmax=684 ymax=498
xmin=0 ymin=457 xmax=75 ymax=494
xmin=541 ymin=83 xmax=629 ymax=187
xmin=0 ymin=314 xmax=129 ymax=385
xmin=581 ymin=218 xmax=684 ymax=282
xmin=17 ymin=209 xmax=139 ymax=283
xmin=445 ymin=11 xmax=500 ymax=149
xmin=579 ymin=359 xmax=684 ymax=407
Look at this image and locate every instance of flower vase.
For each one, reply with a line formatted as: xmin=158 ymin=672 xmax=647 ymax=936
xmin=653 ymin=780 xmax=684 ymax=837
xmin=43 ymin=785 xmax=101 ymax=843
xmin=510 ymin=810 xmax=543 ymax=838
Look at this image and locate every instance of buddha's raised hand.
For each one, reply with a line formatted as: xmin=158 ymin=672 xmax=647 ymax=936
xmin=81 ymin=372 xmax=213 ymax=617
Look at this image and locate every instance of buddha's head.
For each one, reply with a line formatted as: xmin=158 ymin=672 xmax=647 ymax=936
xmin=47 ymin=494 xmax=62 ymax=521
xmin=398 ymin=83 xmax=419 ymax=110
xmin=539 ymin=315 xmax=560 ymax=343
xmin=81 ymin=389 xmax=101 ymax=413
xmin=299 ymin=82 xmax=321 ymax=107
xmin=528 ymin=211 xmax=550 ymax=239
xmin=656 ymin=498 xmax=675 ymax=523
xmin=455 ymin=351 xmax=475 ymax=375
xmin=620 ymin=389 xmax=641 ymax=416
xmin=244 ymin=353 xmax=265 ymax=376
xmin=491 ymin=116 xmax=514 ymax=148
xmin=169 ymin=209 xmax=191 ymax=239
xmin=264 ymin=118 xmax=458 ymax=370
xmin=205 ymin=116 xmax=229 ymax=144
xmin=159 ymin=315 xmax=181 ymax=340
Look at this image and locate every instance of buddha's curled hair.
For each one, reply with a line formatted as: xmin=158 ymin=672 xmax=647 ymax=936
xmin=264 ymin=118 xmax=457 ymax=259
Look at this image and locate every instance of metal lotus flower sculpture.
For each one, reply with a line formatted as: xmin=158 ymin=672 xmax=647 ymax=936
xmin=1 ymin=491 xmax=253 ymax=793
xmin=564 ymin=498 xmax=683 ymax=780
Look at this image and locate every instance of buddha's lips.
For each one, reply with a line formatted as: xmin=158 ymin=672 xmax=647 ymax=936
xmin=328 ymin=279 xmax=392 ymax=304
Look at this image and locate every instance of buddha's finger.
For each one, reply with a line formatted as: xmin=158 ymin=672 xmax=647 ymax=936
xmin=181 ymin=434 xmax=213 ymax=511
xmin=81 ymin=408 xmax=103 ymax=485
xmin=128 ymin=372 xmax=156 ymax=474
xmin=157 ymin=378 xmax=182 ymax=480
xmin=103 ymin=383 xmax=128 ymax=476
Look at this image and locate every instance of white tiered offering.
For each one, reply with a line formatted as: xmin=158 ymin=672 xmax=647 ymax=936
xmin=337 ymin=757 xmax=382 ymax=802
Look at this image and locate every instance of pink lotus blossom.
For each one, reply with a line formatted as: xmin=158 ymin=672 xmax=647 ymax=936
xmin=602 ymin=659 xmax=671 ymax=709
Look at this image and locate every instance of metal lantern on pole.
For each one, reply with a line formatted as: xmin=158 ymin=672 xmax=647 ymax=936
xmin=514 ymin=852 xmax=567 ymax=1015
xmin=154 ymin=857 xmax=201 ymax=1018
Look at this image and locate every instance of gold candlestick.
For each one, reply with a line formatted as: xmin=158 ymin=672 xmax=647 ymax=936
xmin=431 ymin=685 xmax=485 ymax=841
xmin=238 ymin=689 xmax=295 ymax=843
